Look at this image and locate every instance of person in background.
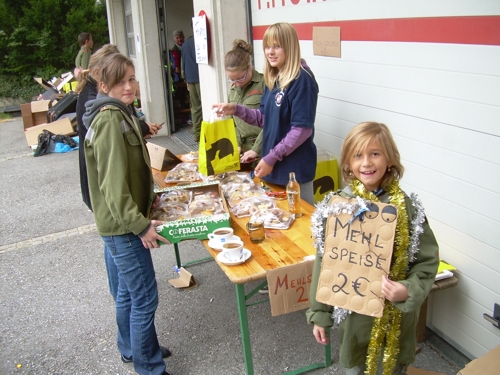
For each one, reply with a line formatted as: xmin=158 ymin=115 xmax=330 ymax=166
xmin=74 ymin=32 xmax=93 ymax=78
xmin=181 ymin=32 xmax=202 ymax=142
xmin=224 ymin=39 xmax=264 ymax=165
xmin=212 ymin=22 xmax=319 ymax=205
xmin=75 ymin=44 xmax=162 ymax=212
xmin=306 ymin=122 xmax=439 ymax=375
xmin=170 ymin=30 xmax=184 ymax=82
xmin=82 ymin=53 xmax=171 ymax=375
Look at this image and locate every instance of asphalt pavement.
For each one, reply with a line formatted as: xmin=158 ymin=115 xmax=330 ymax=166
xmin=0 ymin=116 xmax=465 ymax=374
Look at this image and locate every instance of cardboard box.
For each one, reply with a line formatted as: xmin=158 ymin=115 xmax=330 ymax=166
xmin=457 ymin=345 xmax=500 ymax=375
xmin=407 ymin=367 xmax=445 ymax=375
xmin=34 ymin=72 xmax=74 ymax=92
xmin=34 ymin=77 xmax=54 ymax=91
xmin=24 ymin=117 xmax=74 ymax=146
xmin=21 ymin=100 xmax=53 ymax=130
xmin=155 ymin=182 xmax=230 ymax=244
xmin=146 ymin=142 xmax=183 ymax=171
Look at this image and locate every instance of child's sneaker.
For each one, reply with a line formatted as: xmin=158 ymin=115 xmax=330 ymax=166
xmin=258 ymin=286 xmax=269 ymax=294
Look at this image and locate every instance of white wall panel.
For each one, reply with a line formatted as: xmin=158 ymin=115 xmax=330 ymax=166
xmin=250 ymin=0 xmax=500 ymax=25
xmin=250 ymin=0 xmax=500 ymax=358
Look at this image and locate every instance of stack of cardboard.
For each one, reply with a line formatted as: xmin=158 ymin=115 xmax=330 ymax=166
xmin=22 ymin=73 xmax=77 ymax=147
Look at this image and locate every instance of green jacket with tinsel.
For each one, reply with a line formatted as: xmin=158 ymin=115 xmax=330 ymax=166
xmin=305 ymin=187 xmax=439 ymax=368
xmin=227 ymin=69 xmax=264 ymax=155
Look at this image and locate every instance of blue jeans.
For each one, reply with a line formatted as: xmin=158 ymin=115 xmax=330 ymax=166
xmin=102 ymin=234 xmax=166 ymax=375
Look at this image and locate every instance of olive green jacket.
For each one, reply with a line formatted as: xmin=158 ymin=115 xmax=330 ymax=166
xmin=228 ymin=69 xmax=264 ymax=155
xmin=84 ymin=102 xmax=156 ymax=236
xmin=75 ymin=45 xmax=92 ymax=70
xmin=306 ymin=188 xmax=439 ymax=368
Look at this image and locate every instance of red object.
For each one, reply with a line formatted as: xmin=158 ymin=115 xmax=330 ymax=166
xmin=252 ymin=16 xmax=500 ymax=46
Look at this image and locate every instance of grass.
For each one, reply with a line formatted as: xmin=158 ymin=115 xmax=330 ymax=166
xmin=0 ymin=112 xmax=12 ymax=121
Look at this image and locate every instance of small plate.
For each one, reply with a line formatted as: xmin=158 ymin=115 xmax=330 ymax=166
xmin=208 ymin=235 xmax=241 ymax=251
xmin=216 ymin=249 xmax=251 ymax=266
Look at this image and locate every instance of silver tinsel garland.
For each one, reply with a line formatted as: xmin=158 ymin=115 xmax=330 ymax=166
xmin=310 ymin=191 xmax=427 ymax=326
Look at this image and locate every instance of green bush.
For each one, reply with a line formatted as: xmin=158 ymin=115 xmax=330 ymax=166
xmin=0 ymin=0 xmax=109 ymax=99
xmin=0 ymin=74 xmax=43 ymax=102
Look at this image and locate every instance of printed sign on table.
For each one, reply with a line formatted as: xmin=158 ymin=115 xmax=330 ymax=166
xmin=316 ymin=196 xmax=397 ymax=317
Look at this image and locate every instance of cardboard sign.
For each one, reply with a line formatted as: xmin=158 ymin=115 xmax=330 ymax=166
xmin=316 ymin=196 xmax=397 ymax=317
xmin=146 ymin=142 xmax=183 ymax=171
xmin=267 ymin=259 xmax=315 ymax=316
xmin=168 ymin=267 xmax=197 ymax=289
xmin=313 ymin=27 xmax=341 ymax=58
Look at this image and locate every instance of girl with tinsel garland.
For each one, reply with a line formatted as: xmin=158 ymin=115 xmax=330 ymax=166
xmin=306 ymin=122 xmax=439 ymax=375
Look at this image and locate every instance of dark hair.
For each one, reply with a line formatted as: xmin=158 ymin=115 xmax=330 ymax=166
xmin=78 ymin=32 xmax=92 ymax=46
xmin=98 ymin=53 xmax=135 ymax=94
xmin=75 ymin=44 xmax=121 ymax=93
xmin=224 ymin=39 xmax=253 ymax=72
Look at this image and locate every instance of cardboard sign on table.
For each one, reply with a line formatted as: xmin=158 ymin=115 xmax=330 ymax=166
xmin=168 ymin=267 xmax=197 ymax=289
xmin=267 ymin=259 xmax=315 ymax=316
xmin=146 ymin=142 xmax=183 ymax=171
xmin=316 ymin=196 xmax=397 ymax=318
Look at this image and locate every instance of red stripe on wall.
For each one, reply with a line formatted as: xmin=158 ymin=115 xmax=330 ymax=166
xmin=252 ymin=16 xmax=500 ymax=46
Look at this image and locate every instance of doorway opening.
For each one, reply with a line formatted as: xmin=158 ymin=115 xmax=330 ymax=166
xmin=156 ymin=0 xmax=195 ymax=143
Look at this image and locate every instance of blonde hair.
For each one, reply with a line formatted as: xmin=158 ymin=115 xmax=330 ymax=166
xmin=75 ymin=44 xmax=120 ymax=93
xmin=341 ymin=122 xmax=404 ymax=188
xmin=98 ymin=53 xmax=135 ymax=94
xmin=262 ymin=23 xmax=301 ymax=90
xmin=224 ymin=39 xmax=253 ymax=72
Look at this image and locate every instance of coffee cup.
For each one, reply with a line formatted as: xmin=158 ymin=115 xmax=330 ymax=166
xmin=208 ymin=227 xmax=234 ymax=244
xmin=221 ymin=240 xmax=244 ymax=261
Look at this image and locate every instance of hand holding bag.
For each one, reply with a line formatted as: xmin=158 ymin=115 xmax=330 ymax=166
xmin=198 ymin=110 xmax=240 ymax=176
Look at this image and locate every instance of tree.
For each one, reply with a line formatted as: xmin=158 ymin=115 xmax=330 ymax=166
xmin=0 ymin=0 xmax=109 ymax=99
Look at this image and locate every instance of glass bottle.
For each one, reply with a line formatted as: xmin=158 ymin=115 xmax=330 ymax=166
xmin=286 ymin=172 xmax=302 ymax=218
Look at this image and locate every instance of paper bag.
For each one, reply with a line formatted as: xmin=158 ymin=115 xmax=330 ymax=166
xmin=313 ymin=150 xmax=339 ymax=203
xmin=198 ymin=115 xmax=240 ymax=176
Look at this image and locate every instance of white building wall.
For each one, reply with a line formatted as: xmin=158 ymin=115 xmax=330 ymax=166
xmin=192 ymin=0 xmax=249 ymax=122
xmin=250 ymin=0 xmax=500 ymax=359
xmin=106 ymin=0 xmax=168 ymax=133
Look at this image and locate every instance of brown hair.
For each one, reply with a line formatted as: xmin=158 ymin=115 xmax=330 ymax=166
xmin=77 ymin=32 xmax=91 ymax=46
xmin=340 ymin=122 xmax=404 ymax=188
xmin=262 ymin=23 xmax=301 ymax=90
xmin=224 ymin=39 xmax=253 ymax=72
xmin=75 ymin=44 xmax=120 ymax=93
xmin=98 ymin=53 xmax=135 ymax=94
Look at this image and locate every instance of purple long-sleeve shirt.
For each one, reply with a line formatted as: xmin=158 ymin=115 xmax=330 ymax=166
xmin=233 ymin=105 xmax=312 ymax=167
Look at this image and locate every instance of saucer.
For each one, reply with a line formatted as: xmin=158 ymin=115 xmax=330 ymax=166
xmin=216 ymin=249 xmax=251 ymax=266
xmin=208 ymin=235 xmax=241 ymax=251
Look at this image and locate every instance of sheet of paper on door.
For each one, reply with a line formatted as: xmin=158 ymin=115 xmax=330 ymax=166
xmin=316 ymin=196 xmax=397 ymax=317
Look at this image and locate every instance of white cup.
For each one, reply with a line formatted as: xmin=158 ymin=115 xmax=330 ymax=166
xmin=221 ymin=240 xmax=244 ymax=261
xmin=208 ymin=227 xmax=234 ymax=244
